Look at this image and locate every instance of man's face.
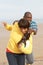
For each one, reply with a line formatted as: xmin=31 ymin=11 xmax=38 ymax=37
xmin=24 ymin=13 xmax=32 ymax=22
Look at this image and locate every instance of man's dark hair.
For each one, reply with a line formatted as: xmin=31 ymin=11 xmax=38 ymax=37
xmin=24 ymin=12 xmax=32 ymax=18
xmin=18 ymin=19 xmax=30 ymax=28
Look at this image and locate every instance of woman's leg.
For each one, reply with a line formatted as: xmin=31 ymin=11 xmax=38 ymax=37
xmin=6 ymin=52 xmax=17 ymax=65
xmin=17 ymin=54 xmax=25 ymax=65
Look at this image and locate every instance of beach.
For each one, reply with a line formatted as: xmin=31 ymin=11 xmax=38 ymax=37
xmin=0 ymin=23 xmax=43 ymax=65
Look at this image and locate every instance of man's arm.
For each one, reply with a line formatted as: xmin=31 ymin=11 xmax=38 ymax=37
xmin=28 ymin=28 xmax=37 ymax=35
xmin=29 ymin=21 xmax=38 ymax=35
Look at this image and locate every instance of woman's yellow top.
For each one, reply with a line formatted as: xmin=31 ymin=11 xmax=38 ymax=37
xmin=5 ymin=22 xmax=33 ymax=54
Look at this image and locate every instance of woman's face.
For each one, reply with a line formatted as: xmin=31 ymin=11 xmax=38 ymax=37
xmin=21 ymin=28 xmax=28 ymax=34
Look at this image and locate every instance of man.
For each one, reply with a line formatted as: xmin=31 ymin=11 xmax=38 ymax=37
xmin=23 ymin=12 xmax=37 ymax=35
xmin=23 ymin=12 xmax=38 ymax=65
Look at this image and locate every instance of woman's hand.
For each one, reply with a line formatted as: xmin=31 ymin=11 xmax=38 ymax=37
xmin=2 ymin=22 xmax=7 ymax=27
xmin=18 ymin=43 xmax=23 ymax=48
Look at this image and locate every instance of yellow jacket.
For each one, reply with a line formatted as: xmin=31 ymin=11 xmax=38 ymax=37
xmin=5 ymin=22 xmax=33 ymax=54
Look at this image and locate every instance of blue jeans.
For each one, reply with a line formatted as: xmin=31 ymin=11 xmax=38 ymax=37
xmin=6 ymin=52 xmax=25 ymax=65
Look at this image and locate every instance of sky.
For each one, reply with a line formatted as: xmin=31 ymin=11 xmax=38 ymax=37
xmin=0 ymin=0 xmax=43 ymax=23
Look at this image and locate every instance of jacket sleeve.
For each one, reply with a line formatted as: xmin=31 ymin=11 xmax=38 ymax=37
xmin=18 ymin=40 xmax=32 ymax=54
xmin=12 ymin=32 xmax=23 ymax=44
xmin=5 ymin=24 xmax=12 ymax=31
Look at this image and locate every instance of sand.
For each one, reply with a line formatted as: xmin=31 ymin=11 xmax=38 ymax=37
xmin=0 ymin=23 xmax=43 ymax=65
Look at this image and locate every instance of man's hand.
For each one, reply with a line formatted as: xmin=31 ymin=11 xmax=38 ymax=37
xmin=28 ymin=28 xmax=33 ymax=34
xmin=28 ymin=28 xmax=37 ymax=35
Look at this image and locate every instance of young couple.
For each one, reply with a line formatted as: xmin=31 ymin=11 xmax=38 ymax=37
xmin=2 ymin=12 xmax=37 ymax=65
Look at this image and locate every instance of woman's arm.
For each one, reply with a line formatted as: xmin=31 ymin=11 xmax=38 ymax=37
xmin=18 ymin=40 xmax=32 ymax=54
xmin=2 ymin=22 xmax=12 ymax=31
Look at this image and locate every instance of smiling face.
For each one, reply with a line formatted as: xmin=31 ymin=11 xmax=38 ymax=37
xmin=18 ymin=19 xmax=30 ymax=34
xmin=20 ymin=28 xmax=28 ymax=34
xmin=23 ymin=12 xmax=32 ymax=22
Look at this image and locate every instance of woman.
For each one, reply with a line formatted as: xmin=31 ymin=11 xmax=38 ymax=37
xmin=2 ymin=19 xmax=32 ymax=65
